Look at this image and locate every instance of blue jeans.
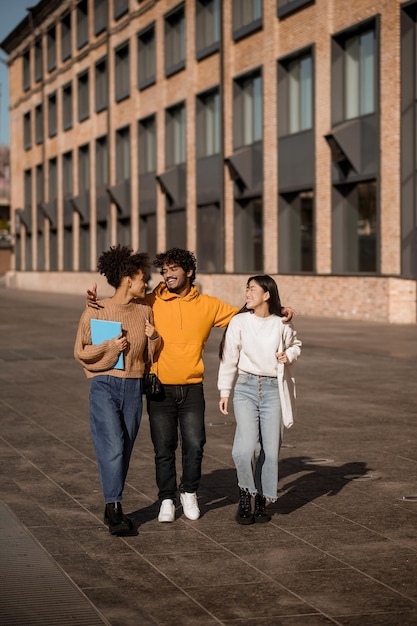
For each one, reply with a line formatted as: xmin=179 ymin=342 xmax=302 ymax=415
xmin=232 ymin=373 xmax=282 ymax=500
xmin=90 ymin=376 xmax=143 ymax=503
xmin=148 ymin=383 xmax=206 ymax=501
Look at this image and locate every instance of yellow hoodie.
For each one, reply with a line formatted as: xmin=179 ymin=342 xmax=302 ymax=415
xmin=145 ymin=282 xmax=238 ymax=385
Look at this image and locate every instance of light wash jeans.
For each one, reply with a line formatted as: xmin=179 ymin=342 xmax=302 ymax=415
xmin=232 ymin=372 xmax=282 ymax=500
xmin=90 ymin=376 xmax=143 ymax=503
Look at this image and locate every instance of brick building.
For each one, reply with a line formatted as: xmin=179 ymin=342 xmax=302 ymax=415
xmin=1 ymin=0 xmax=416 ymax=322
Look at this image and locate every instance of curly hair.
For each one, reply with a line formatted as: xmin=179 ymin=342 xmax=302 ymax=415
xmin=153 ymin=248 xmax=197 ymax=284
xmin=97 ymin=245 xmax=151 ymax=289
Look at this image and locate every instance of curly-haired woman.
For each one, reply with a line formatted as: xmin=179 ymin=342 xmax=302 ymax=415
xmin=74 ymin=245 xmax=161 ymax=535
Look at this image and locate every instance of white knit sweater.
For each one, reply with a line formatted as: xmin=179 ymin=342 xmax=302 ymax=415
xmin=217 ymin=312 xmax=302 ymax=399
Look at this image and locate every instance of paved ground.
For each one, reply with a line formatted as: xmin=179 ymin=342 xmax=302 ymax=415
xmin=0 ymin=284 xmax=417 ymax=626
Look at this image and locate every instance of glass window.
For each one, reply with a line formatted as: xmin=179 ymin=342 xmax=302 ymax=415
xmin=139 ymin=115 xmax=156 ymax=174
xmin=34 ymin=36 xmax=43 ymax=83
xmin=233 ymin=0 xmax=262 ymax=40
xmin=63 ymin=151 xmax=73 ymax=198
xmin=48 ymin=93 xmax=57 ymax=137
xmin=234 ymin=70 xmax=262 ymax=149
xmin=277 ymin=0 xmax=314 ymax=20
xmin=165 ymin=4 xmax=186 ymax=77
xmin=95 ymin=57 xmax=108 ymax=112
xmin=166 ymin=102 xmax=186 ymax=167
xmin=279 ymin=190 xmax=314 ymax=272
xmin=96 ymin=136 xmax=108 ymax=187
xmin=62 ymin=82 xmax=73 ymax=130
xmin=114 ymin=0 xmax=129 ymax=20
xmin=47 ymin=25 xmax=56 ymax=73
xmin=138 ymin=24 xmax=156 ymax=89
xmin=24 ymin=111 xmax=32 ymax=150
xmin=78 ymin=144 xmax=90 ymax=193
xmin=196 ymin=0 xmax=220 ymax=59
xmin=116 ymin=126 xmax=130 ymax=182
xmin=48 ymin=157 xmax=58 ymax=202
xmin=78 ymin=70 xmax=90 ymax=122
xmin=287 ymin=52 xmax=313 ymax=134
xmin=94 ymin=0 xmax=108 ymax=35
xmin=234 ymin=197 xmax=263 ymax=272
xmin=23 ymin=48 xmax=30 ymax=91
xmin=77 ymin=0 xmax=89 ymax=50
xmin=61 ymin=11 xmax=72 ymax=61
xmin=24 ymin=169 xmax=32 ymax=210
xmin=197 ymin=204 xmax=223 ymax=272
xmin=196 ymin=88 xmax=220 ymax=157
xmin=115 ymin=41 xmax=130 ymax=101
xmin=344 ymin=28 xmax=375 ymax=120
xmin=35 ymin=104 xmax=43 ymax=144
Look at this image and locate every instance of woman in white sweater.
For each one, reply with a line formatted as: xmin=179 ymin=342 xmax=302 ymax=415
xmin=218 ymin=275 xmax=301 ymax=525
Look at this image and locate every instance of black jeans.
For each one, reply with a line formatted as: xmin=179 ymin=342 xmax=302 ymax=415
xmin=148 ymin=383 xmax=206 ymax=501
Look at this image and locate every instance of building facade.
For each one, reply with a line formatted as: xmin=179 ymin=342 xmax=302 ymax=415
xmin=1 ymin=0 xmax=416 ymax=322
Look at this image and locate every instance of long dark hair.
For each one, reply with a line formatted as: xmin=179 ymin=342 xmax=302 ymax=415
xmin=219 ymin=275 xmax=283 ymax=360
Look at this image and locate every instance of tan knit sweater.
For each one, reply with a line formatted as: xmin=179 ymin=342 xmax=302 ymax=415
xmin=74 ymin=298 xmax=161 ymax=379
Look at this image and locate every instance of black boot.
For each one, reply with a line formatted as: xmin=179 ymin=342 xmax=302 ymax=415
xmin=236 ymin=488 xmax=254 ymax=525
xmin=254 ymin=493 xmax=271 ymax=523
xmin=104 ymin=502 xmax=133 ymax=535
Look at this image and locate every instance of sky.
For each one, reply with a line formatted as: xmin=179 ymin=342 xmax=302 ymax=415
xmin=0 ymin=0 xmax=34 ymax=146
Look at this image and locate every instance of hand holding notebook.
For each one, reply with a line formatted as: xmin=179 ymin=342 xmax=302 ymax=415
xmin=90 ymin=319 xmax=125 ymax=370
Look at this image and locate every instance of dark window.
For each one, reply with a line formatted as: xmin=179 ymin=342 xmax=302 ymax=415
xmin=333 ymin=180 xmax=377 ymax=273
xmin=94 ymin=0 xmax=108 ymax=35
xmin=49 ymin=158 xmax=58 ymax=202
xmin=23 ymin=48 xmax=30 ymax=91
xmin=78 ymin=70 xmax=90 ymax=122
xmin=197 ymin=204 xmax=223 ymax=272
xmin=24 ymin=169 xmax=32 ymax=210
xmin=47 ymin=25 xmax=57 ymax=72
xmin=34 ymin=36 xmax=43 ymax=83
xmin=277 ymin=0 xmax=314 ymax=19
xmin=36 ymin=163 xmax=45 ymax=269
xmin=95 ymin=56 xmax=108 ymax=112
xmin=138 ymin=23 xmax=156 ymax=89
xmin=165 ymin=4 xmax=186 ymax=77
xmin=138 ymin=115 xmax=156 ymax=174
xmin=48 ymin=93 xmax=57 ymax=137
xmin=114 ymin=0 xmax=129 ymax=20
xmin=333 ymin=23 xmax=376 ymax=123
xmin=77 ymin=0 xmax=89 ymax=50
xmin=63 ymin=151 xmax=73 ymax=198
xmin=196 ymin=0 xmax=220 ymax=60
xmin=115 ymin=41 xmax=130 ymax=102
xmin=234 ymin=197 xmax=263 ymax=272
xmin=139 ymin=214 xmax=157 ymax=261
xmin=62 ymin=82 xmax=73 ymax=130
xmin=279 ymin=190 xmax=314 ymax=272
xmin=116 ymin=126 xmax=131 ymax=183
xmin=278 ymin=49 xmax=313 ymax=136
xmin=233 ymin=0 xmax=262 ymax=41
xmin=96 ymin=135 xmax=108 ymax=187
xmin=233 ymin=69 xmax=262 ymax=149
xmin=36 ymin=164 xmax=44 ymax=208
xmin=61 ymin=11 xmax=72 ymax=61
xmin=24 ymin=111 xmax=32 ymax=150
xmin=78 ymin=144 xmax=90 ymax=193
xmin=196 ymin=87 xmax=220 ymax=157
xmin=35 ymin=104 xmax=43 ymax=144
xmin=166 ymin=102 xmax=186 ymax=167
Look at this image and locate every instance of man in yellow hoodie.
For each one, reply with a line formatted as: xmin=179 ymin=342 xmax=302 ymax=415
xmin=147 ymin=248 xmax=239 ymax=523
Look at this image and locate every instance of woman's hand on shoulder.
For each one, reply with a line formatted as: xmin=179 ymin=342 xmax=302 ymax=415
xmin=281 ymin=306 xmax=297 ymax=323
xmin=86 ymin=283 xmax=103 ymax=310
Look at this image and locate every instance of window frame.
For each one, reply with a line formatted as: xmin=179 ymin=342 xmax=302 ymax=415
xmin=164 ymin=3 xmax=186 ymax=78
xmin=232 ymin=0 xmax=262 ymax=42
xmin=137 ymin=23 xmax=156 ymax=90
xmin=196 ymin=0 xmax=220 ymax=61
xmin=115 ymin=40 xmax=130 ymax=102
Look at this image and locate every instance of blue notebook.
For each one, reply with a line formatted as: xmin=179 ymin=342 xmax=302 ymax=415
xmin=90 ymin=319 xmax=124 ymax=370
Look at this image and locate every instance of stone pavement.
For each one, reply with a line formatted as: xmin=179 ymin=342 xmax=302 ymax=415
xmin=0 ymin=284 xmax=417 ymax=626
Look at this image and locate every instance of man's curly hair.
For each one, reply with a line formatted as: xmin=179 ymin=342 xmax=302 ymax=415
xmin=153 ymin=248 xmax=197 ymax=284
xmin=97 ymin=245 xmax=151 ymax=289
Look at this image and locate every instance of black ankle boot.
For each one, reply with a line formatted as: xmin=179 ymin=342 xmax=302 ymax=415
xmin=104 ymin=502 xmax=132 ymax=535
xmin=236 ymin=488 xmax=254 ymax=525
xmin=254 ymin=493 xmax=271 ymax=523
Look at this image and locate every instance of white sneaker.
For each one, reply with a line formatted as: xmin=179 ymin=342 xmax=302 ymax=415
xmin=180 ymin=492 xmax=200 ymax=520
xmin=158 ymin=499 xmax=175 ymax=523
